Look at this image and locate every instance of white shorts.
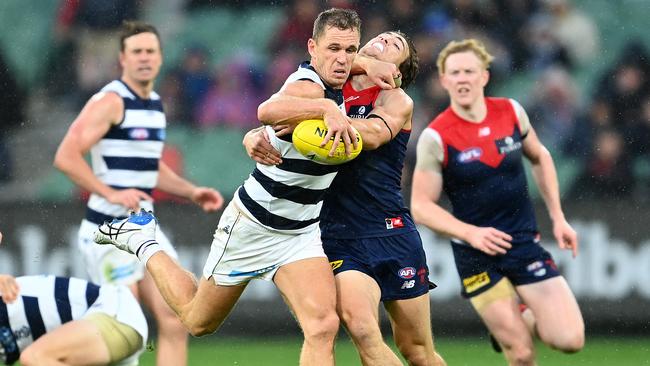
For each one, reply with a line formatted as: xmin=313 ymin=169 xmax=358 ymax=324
xmin=78 ymin=219 xmax=178 ymax=286
xmin=85 ymin=284 xmax=149 ymax=366
xmin=202 ymin=201 xmax=326 ymax=286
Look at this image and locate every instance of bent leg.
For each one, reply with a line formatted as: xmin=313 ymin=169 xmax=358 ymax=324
xmin=336 ymin=270 xmax=402 ymax=366
xmin=274 ymin=257 xmax=340 ymax=366
xmin=385 ymin=293 xmax=446 ymax=366
xmin=516 ymin=276 xmax=584 ymax=353
xmin=472 ymin=278 xmax=536 ymax=366
xmin=145 ymin=252 xmax=247 ymax=337
xmin=19 ymin=319 xmax=111 ymax=366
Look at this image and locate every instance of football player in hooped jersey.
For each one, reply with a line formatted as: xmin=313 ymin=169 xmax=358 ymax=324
xmin=248 ymin=31 xmax=445 ymax=366
xmin=95 ymin=9 xmax=362 ymax=366
xmin=54 ymin=21 xmax=224 ymax=366
xmin=0 ymin=231 xmax=146 ymax=366
xmin=411 ymin=39 xmax=584 ymax=365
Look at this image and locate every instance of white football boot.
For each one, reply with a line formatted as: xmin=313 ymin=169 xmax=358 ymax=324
xmin=94 ymin=209 xmax=158 ymax=258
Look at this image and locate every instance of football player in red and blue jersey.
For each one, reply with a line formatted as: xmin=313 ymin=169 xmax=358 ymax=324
xmin=411 ymin=39 xmax=584 ymax=365
xmin=249 ymin=31 xmax=445 ymax=366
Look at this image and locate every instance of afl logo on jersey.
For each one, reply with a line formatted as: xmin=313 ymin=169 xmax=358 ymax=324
xmin=457 ymin=147 xmax=482 ymax=163
xmin=398 ymin=267 xmax=416 ymax=279
xmin=129 ymin=128 xmax=150 ymax=140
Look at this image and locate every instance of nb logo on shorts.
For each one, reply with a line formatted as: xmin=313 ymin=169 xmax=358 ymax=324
xmin=330 ymin=260 xmax=343 ymax=271
xmin=401 ymin=280 xmax=415 ymax=289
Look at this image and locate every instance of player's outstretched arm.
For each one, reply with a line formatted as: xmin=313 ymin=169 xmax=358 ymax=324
xmin=54 ymin=92 xmax=153 ymax=210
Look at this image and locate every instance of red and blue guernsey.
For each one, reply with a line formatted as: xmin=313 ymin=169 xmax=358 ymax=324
xmin=430 ymin=97 xmax=538 ymax=242
xmin=319 ymin=81 xmax=416 ymax=239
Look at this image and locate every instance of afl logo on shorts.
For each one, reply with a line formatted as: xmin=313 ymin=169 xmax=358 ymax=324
xmin=398 ymin=267 xmax=416 ymax=279
xmin=457 ymin=147 xmax=482 ymax=163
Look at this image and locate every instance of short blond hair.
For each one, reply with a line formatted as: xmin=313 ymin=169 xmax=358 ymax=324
xmin=436 ymin=39 xmax=494 ymax=74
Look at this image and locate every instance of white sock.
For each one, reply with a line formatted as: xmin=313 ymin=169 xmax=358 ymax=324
xmin=131 ymin=234 xmax=163 ymax=265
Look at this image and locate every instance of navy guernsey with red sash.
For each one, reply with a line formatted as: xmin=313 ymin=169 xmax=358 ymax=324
xmin=430 ymin=97 xmax=538 ymax=242
xmin=319 ymin=81 xmax=416 ymax=239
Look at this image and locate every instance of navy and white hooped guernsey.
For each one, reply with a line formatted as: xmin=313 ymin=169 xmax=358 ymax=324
xmin=0 ymin=276 xmax=100 ymax=365
xmin=86 ymin=79 xmax=165 ymax=225
xmin=234 ymin=62 xmax=345 ymax=234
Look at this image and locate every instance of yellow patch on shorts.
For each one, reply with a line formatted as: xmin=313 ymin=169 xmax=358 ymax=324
xmin=463 ymin=272 xmax=491 ymax=293
xmin=330 ymin=260 xmax=343 ymax=271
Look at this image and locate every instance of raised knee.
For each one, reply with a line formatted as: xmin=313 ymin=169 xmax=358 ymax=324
xmin=548 ymin=331 xmax=584 ymax=353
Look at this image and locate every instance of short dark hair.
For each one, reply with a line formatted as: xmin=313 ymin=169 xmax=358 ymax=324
xmin=391 ymin=31 xmax=418 ymax=90
xmin=312 ymin=8 xmax=361 ymax=42
xmin=119 ymin=20 xmax=161 ymax=52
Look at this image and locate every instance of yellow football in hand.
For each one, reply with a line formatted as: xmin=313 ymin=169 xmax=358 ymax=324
xmin=292 ymin=119 xmax=362 ymax=165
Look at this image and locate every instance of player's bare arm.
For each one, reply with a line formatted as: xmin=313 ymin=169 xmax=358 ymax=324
xmin=53 ymin=92 xmax=153 ymax=210
xmin=0 ymin=274 xmax=19 ymax=304
xmin=156 ymin=161 xmax=224 ymax=212
xmin=351 ymin=54 xmax=400 ymax=90
xmin=258 ymin=79 xmax=357 ymax=156
xmin=411 ymin=129 xmax=512 ymax=256
xmin=350 ymin=88 xmax=412 ymax=149
xmin=522 ymin=124 xmax=578 ymax=257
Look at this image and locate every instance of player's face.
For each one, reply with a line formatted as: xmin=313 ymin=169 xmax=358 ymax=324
xmin=120 ymin=32 xmax=163 ymax=85
xmin=359 ymin=32 xmax=409 ymax=67
xmin=308 ymin=26 xmax=360 ymax=89
xmin=440 ymin=51 xmax=489 ymax=108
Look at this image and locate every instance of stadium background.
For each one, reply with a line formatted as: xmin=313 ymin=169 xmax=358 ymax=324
xmin=0 ymin=0 xmax=648 ymax=364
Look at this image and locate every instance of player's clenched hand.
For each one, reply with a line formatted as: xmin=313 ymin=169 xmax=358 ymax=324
xmin=466 ymin=227 xmax=512 ymax=256
xmin=322 ymin=108 xmax=357 ymax=157
xmin=107 ymin=188 xmax=153 ymax=211
xmin=0 ymin=274 xmax=20 ymax=304
xmin=553 ymin=219 xmax=578 ymax=258
xmin=364 ymin=57 xmax=400 ymax=90
xmin=191 ymin=187 xmax=224 ymax=212
xmin=243 ymin=128 xmax=282 ymax=166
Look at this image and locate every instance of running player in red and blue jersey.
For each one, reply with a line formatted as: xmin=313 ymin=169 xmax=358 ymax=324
xmin=412 ymin=39 xmax=584 ymax=365
xmin=249 ymin=31 xmax=445 ymax=366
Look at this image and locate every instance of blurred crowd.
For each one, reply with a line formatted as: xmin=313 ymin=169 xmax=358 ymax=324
xmin=2 ymin=0 xmax=649 ymax=201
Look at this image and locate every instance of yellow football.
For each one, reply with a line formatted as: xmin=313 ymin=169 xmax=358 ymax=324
xmin=292 ymin=119 xmax=363 ymax=165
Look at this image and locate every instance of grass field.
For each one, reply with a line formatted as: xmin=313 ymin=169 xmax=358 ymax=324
xmin=137 ymin=336 xmax=650 ymax=365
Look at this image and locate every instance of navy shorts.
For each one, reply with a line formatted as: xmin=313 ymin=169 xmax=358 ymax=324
xmin=323 ymin=230 xmax=431 ymax=301
xmin=452 ymin=236 xmax=560 ymax=298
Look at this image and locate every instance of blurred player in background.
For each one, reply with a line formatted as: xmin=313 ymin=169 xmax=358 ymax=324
xmin=248 ymin=31 xmax=445 ymax=365
xmin=411 ymin=38 xmax=584 ymax=365
xmin=95 ymin=9 xmax=361 ymax=366
xmin=0 ymin=233 xmax=147 ymax=366
xmin=53 ymin=21 xmax=224 ymax=366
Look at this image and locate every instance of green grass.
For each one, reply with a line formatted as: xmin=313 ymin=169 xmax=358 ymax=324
xmin=137 ymin=336 xmax=650 ymax=365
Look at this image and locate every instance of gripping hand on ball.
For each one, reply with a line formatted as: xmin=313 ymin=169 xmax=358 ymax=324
xmin=322 ymin=104 xmax=357 ymax=157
